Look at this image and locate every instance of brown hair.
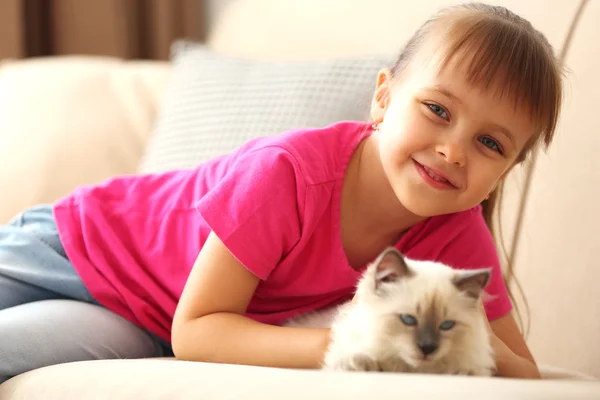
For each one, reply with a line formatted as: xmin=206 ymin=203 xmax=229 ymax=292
xmin=389 ymin=3 xmax=563 ymax=334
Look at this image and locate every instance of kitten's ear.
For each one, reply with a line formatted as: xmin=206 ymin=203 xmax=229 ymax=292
xmin=374 ymin=247 xmax=412 ymax=289
xmin=453 ymin=268 xmax=492 ymax=299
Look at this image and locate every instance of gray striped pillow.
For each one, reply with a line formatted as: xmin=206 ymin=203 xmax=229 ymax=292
xmin=139 ymin=41 xmax=394 ymax=173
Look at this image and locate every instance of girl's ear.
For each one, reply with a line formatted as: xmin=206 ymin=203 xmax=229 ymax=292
xmin=370 ymin=68 xmax=393 ymax=123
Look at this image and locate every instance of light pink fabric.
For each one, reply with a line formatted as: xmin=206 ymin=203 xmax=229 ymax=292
xmin=53 ymin=121 xmax=511 ymax=343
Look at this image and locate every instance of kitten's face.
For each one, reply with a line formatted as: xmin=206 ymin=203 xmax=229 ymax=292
xmin=355 ymin=248 xmax=490 ymax=368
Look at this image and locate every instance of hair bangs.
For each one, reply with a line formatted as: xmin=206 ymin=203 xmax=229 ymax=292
xmin=436 ymin=14 xmax=562 ymax=156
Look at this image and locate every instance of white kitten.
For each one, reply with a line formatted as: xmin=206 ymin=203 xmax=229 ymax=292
xmin=284 ymin=247 xmax=496 ymax=376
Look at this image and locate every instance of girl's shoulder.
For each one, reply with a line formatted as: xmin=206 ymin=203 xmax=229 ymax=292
xmin=399 ymin=205 xmax=494 ymax=265
xmin=235 ymin=120 xmax=371 ymax=185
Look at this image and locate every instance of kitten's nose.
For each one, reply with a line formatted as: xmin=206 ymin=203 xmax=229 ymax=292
xmin=419 ymin=343 xmax=437 ymax=356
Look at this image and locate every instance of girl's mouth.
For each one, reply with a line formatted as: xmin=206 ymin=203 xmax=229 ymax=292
xmin=412 ymin=160 xmax=457 ymax=190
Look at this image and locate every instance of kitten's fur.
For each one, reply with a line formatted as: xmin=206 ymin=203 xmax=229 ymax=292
xmin=284 ymin=247 xmax=496 ymax=376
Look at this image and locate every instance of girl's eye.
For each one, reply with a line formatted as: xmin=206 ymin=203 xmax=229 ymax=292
xmin=439 ymin=320 xmax=456 ymax=331
xmin=400 ymin=314 xmax=418 ymax=326
xmin=478 ymin=136 xmax=503 ymax=154
xmin=427 ymin=103 xmax=449 ymax=120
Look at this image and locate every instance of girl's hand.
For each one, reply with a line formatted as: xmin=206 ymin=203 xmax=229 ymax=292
xmin=488 ymin=331 xmax=541 ymax=379
xmin=478 ymin=301 xmax=541 ymax=379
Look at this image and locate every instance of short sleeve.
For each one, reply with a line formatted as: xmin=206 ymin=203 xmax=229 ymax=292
xmin=195 ymin=147 xmax=303 ymax=280
xmin=437 ymin=209 xmax=513 ymax=321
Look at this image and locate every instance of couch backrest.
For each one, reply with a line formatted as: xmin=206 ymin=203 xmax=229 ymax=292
xmin=508 ymin=0 xmax=599 ymax=377
xmin=0 ymin=57 xmax=171 ymax=224
xmin=207 ymin=0 xmax=599 ymax=377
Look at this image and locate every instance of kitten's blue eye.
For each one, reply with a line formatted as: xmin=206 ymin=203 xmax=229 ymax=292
xmin=478 ymin=136 xmax=503 ymax=154
xmin=439 ymin=320 xmax=456 ymax=331
xmin=400 ymin=314 xmax=418 ymax=326
xmin=427 ymin=103 xmax=449 ymax=120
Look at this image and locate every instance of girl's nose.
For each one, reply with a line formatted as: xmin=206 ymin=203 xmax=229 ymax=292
xmin=436 ymin=141 xmax=466 ymax=167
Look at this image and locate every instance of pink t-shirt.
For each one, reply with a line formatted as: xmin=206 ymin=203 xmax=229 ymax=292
xmin=53 ymin=121 xmax=512 ymax=343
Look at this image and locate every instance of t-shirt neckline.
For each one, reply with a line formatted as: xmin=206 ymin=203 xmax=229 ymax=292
xmin=331 ymin=121 xmax=430 ymax=279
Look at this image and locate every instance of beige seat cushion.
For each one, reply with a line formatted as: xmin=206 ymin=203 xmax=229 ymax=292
xmin=1 ymin=359 xmax=598 ymax=400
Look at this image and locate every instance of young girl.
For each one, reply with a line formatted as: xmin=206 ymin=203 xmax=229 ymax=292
xmin=0 ymin=3 xmax=562 ymax=384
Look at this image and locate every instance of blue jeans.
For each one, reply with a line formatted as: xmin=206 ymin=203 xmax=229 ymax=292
xmin=0 ymin=204 xmax=173 ymax=385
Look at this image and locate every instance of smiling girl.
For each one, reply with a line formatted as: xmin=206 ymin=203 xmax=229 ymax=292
xmin=0 ymin=3 xmax=561 ymax=383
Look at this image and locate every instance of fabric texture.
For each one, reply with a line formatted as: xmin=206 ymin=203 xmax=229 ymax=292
xmin=0 ymin=205 xmax=169 ymax=384
xmin=53 ymin=121 xmax=511 ymax=345
xmin=138 ymin=40 xmax=394 ymax=173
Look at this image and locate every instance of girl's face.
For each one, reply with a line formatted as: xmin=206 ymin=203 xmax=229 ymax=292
xmin=372 ymin=53 xmax=537 ymax=217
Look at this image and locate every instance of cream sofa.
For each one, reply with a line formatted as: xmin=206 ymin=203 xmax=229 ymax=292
xmin=1 ymin=0 xmax=599 ymax=398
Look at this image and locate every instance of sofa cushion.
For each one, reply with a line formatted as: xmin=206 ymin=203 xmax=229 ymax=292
xmin=1 ymin=359 xmax=598 ymax=400
xmin=0 ymin=56 xmax=171 ymax=224
xmin=138 ymin=41 xmax=393 ymax=172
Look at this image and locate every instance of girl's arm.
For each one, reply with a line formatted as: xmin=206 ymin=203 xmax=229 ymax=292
xmin=488 ymin=313 xmax=541 ymax=379
xmin=171 ymin=231 xmax=331 ymax=369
